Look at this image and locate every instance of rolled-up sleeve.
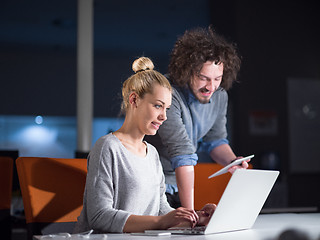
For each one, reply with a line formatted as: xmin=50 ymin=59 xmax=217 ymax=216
xmin=171 ymin=153 xmax=198 ymax=170
xmin=200 ymin=139 xmax=229 ymax=155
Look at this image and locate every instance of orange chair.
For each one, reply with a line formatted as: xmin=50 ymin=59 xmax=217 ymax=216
xmin=194 ymin=163 xmax=252 ymax=210
xmin=0 ymin=156 xmax=13 ymax=239
xmin=16 ymin=157 xmax=87 ymax=239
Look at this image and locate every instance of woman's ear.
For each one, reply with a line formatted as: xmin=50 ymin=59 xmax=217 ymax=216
xmin=129 ymin=92 xmax=139 ymax=107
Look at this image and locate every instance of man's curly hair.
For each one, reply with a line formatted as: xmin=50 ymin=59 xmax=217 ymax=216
xmin=168 ymin=26 xmax=241 ymax=90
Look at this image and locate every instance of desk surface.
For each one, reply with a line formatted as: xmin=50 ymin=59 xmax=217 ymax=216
xmin=34 ymin=213 xmax=320 ymax=240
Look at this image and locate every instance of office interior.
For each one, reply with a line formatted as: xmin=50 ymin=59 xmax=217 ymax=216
xmin=1 ymin=0 xmax=319 ymax=239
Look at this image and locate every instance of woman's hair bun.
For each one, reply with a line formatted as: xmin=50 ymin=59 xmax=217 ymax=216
xmin=132 ymin=57 xmax=154 ymax=73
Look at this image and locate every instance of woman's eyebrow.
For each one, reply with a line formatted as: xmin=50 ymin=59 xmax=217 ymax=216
xmin=156 ymin=99 xmax=165 ymax=105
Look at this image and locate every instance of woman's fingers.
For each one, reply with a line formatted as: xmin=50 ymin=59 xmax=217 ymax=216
xmin=177 ymin=207 xmax=198 ymax=222
xmin=173 ymin=207 xmax=199 ymax=227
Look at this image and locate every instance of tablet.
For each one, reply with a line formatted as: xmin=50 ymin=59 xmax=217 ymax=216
xmin=208 ymin=155 xmax=254 ymax=179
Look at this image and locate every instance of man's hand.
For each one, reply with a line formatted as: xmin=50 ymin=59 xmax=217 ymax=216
xmin=228 ymin=156 xmax=251 ymax=174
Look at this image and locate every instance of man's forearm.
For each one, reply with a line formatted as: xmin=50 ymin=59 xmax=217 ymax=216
xmin=175 ymin=165 xmax=195 ymax=209
xmin=209 ymin=144 xmax=236 ymax=166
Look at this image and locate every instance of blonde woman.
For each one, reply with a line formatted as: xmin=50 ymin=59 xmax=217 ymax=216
xmin=74 ymin=57 xmax=215 ymax=234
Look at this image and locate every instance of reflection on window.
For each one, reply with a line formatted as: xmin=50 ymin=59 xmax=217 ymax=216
xmin=0 ymin=115 xmax=124 ymax=158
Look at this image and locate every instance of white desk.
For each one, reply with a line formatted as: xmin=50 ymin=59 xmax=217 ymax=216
xmin=34 ymin=213 xmax=320 ymax=240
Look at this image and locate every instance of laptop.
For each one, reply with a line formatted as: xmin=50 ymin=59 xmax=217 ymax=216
xmin=146 ymin=169 xmax=279 ymax=235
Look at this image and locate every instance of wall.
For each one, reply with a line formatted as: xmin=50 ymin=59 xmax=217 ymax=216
xmin=229 ymin=1 xmax=320 ymax=208
xmin=0 ymin=0 xmax=210 ymax=117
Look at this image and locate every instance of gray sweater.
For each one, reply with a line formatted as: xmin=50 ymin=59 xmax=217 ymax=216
xmin=74 ymin=133 xmax=173 ymax=233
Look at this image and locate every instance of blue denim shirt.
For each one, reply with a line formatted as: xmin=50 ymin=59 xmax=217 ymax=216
xmin=146 ymin=85 xmax=229 ymax=193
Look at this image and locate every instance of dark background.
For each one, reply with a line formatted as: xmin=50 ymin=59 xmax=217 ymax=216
xmin=1 ymin=0 xmax=319 ymax=208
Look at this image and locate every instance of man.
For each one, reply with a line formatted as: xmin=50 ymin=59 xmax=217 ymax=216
xmin=146 ymin=26 xmax=250 ymax=209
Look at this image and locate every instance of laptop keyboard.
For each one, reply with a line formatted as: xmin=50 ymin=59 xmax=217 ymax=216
xmin=169 ymin=225 xmax=206 ymax=233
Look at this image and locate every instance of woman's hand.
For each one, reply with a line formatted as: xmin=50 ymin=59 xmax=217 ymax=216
xmin=196 ymin=203 xmax=216 ymax=226
xmin=123 ymin=207 xmax=199 ymax=232
xmin=159 ymin=207 xmax=199 ymax=229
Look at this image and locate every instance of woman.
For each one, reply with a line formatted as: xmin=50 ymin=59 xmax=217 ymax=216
xmin=74 ymin=57 xmax=215 ymax=233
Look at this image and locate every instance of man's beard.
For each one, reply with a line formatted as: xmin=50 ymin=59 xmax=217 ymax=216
xmin=193 ymin=88 xmax=212 ymax=104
